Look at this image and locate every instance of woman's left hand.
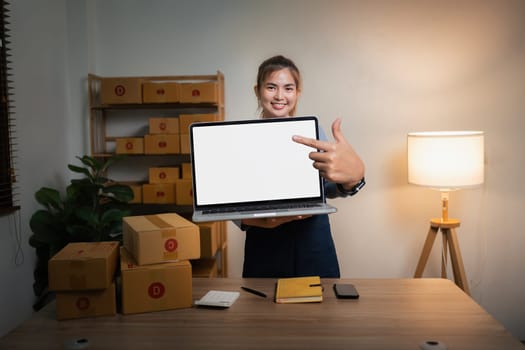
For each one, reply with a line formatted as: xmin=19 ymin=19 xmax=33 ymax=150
xmin=292 ymin=117 xmax=365 ymax=189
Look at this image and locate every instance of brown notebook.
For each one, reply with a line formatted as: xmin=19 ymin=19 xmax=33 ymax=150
xmin=275 ymin=276 xmax=323 ymax=304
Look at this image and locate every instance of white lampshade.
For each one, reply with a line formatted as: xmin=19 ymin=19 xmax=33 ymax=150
xmin=407 ymin=131 xmax=484 ymax=190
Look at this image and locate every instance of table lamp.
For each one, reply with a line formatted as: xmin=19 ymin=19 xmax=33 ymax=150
xmin=407 ymin=131 xmax=484 ymax=295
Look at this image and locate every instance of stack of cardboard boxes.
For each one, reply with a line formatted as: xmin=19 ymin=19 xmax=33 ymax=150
xmin=116 ymin=113 xmax=218 ymax=206
xmin=176 ymin=113 xmax=218 ymax=207
xmin=111 ymin=75 xmax=221 ymax=163
xmin=141 ymin=116 xmax=180 ymax=205
xmin=48 ymin=213 xmax=201 ymax=319
xmin=48 ymin=241 xmax=119 ymax=320
xmin=120 ymin=213 xmax=200 ymax=314
xmin=96 ymin=74 xmax=223 ymax=207
xmin=100 ymin=77 xmax=219 ymax=106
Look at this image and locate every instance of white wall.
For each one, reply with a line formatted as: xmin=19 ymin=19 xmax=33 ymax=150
xmin=1 ymin=0 xmax=524 ymax=340
xmin=0 ymin=0 xmax=92 ymax=338
xmin=0 ymin=0 xmax=70 ymax=337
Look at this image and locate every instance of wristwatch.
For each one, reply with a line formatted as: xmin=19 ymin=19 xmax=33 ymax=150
xmin=337 ymin=177 xmax=366 ymax=197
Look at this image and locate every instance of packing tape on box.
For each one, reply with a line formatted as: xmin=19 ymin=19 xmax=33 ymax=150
xmin=145 ymin=215 xmax=172 ymax=228
xmin=162 ymin=231 xmax=179 ymax=260
xmin=145 ymin=215 xmax=179 ymax=260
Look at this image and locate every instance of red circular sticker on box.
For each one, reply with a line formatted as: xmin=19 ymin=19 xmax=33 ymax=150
xmin=114 ymin=84 xmax=126 ymax=96
xmin=76 ymin=297 xmax=90 ymax=310
xmin=165 ymin=238 xmax=178 ymax=252
xmin=148 ymin=282 xmax=165 ymax=299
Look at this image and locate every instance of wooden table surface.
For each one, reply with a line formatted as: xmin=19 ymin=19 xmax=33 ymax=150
xmin=1 ymin=278 xmax=522 ymax=349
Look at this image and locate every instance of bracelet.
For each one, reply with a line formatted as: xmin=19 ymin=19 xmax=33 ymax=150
xmin=337 ymin=177 xmax=366 ymax=197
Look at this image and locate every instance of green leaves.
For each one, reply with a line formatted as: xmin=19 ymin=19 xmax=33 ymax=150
xmin=102 ymin=183 xmax=134 ymax=203
xmin=29 ymin=210 xmax=66 ymax=244
xmin=68 ymin=163 xmax=91 ymax=178
xmin=34 ymin=187 xmax=63 ymax=212
xmin=28 ymin=155 xmax=133 ymax=297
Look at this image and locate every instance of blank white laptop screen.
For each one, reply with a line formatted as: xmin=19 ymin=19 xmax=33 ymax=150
xmin=190 ymin=116 xmax=337 ymax=222
xmin=191 ymin=117 xmax=320 ymax=206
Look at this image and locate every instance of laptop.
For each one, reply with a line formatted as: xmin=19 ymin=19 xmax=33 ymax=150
xmin=190 ymin=115 xmax=337 ymax=222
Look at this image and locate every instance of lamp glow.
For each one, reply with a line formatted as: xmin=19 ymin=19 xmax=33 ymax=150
xmin=407 ymin=131 xmax=484 ymax=190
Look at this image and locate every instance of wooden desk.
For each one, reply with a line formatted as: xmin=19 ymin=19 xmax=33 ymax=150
xmin=1 ymin=278 xmax=522 ymax=349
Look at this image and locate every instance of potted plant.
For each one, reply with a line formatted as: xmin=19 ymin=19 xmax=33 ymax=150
xmin=28 ymin=155 xmax=134 ymax=305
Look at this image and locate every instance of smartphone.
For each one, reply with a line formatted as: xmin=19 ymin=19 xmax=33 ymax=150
xmin=333 ymin=283 xmax=359 ymax=299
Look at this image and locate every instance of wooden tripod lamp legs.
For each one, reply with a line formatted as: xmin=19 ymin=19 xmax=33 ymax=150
xmin=414 ymin=219 xmax=470 ymax=295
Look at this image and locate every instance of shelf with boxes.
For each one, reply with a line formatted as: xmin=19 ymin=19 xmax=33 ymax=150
xmin=88 ymin=72 xmax=227 ymax=277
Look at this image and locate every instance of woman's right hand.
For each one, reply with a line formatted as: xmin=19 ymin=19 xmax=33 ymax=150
xmin=242 ymin=215 xmax=311 ymax=229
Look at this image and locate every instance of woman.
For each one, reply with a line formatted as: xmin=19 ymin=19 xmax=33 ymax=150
xmin=241 ymin=55 xmax=365 ymax=278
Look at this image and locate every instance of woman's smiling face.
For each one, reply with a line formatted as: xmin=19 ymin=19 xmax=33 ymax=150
xmin=257 ymin=68 xmax=300 ymax=119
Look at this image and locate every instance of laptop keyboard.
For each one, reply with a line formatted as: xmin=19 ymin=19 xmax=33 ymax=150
xmin=203 ymin=203 xmax=323 ymax=214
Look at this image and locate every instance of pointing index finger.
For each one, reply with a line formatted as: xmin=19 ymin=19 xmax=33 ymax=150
xmin=292 ymin=135 xmax=328 ymax=151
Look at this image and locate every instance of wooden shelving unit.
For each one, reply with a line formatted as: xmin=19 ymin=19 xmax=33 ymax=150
xmin=88 ymin=72 xmax=228 ymax=277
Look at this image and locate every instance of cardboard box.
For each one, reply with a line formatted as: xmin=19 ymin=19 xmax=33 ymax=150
xmin=198 ymin=222 xmax=219 ymax=258
xmin=144 ymin=134 xmax=180 ymax=154
xmin=149 ymin=117 xmax=179 ymax=134
xmin=101 ymin=78 xmax=143 ymax=104
xmin=149 ymin=167 xmax=180 ymax=184
xmin=143 ymin=82 xmax=180 ymax=103
xmin=55 ymin=281 xmax=117 ymax=320
xmin=120 ymin=247 xmax=192 ymax=314
xmin=48 ymin=242 xmax=119 ymax=291
xmin=179 ymin=114 xmax=219 ymax=134
xmin=180 ymin=133 xmax=190 ymax=154
xmin=179 ymin=82 xmax=218 ymax=104
xmin=122 ymin=213 xmax=200 ymax=265
xmin=115 ymin=138 xmax=144 ymax=154
xmin=181 ymin=163 xmax=192 ymax=180
xmin=142 ymin=183 xmax=176 ymax=204
xmin=175 ymin=179 xmax=193 ymax=205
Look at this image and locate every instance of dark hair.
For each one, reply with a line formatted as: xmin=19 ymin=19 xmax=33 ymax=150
xmin=255 ymin=55 xmax=302 ymax=116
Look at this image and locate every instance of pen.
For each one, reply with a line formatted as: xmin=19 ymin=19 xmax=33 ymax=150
xmin=241 ymin=286 xmax=267 ymax=298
